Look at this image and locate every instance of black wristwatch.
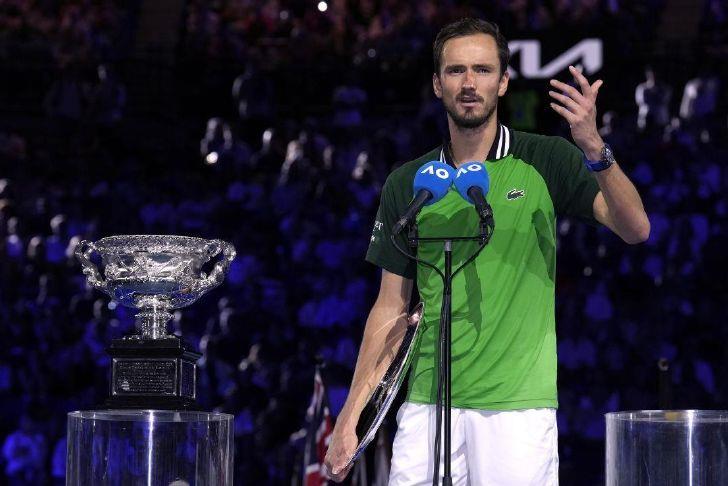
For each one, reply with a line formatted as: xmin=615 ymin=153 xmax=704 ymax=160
xmin=583 ymin=143 xmax=615 ymax=172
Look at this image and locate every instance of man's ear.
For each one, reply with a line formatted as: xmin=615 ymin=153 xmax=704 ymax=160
xmin=433 ymin=73 xmax=443 ymax=99
xmin=498 ymin=70 xmax=510 ymax=97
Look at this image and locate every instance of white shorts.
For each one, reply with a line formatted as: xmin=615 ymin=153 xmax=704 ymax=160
xmin=388 ymin=402 xmax=559 ymax=486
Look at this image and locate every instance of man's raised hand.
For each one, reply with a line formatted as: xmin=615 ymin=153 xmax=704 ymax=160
xmin=548 ymin=65 xmax=604 ymax=160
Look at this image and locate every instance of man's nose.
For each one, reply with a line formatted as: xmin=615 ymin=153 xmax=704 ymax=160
xmin=463 ymin=69 xmax=476 ymax=88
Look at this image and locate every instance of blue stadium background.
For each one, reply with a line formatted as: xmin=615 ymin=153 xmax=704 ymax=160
xmin=0 ymin=0 xmax=727 ymax=484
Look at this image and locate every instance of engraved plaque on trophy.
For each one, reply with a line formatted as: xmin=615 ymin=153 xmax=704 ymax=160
xmin=75 ymin=235 xmax=236 ymax=409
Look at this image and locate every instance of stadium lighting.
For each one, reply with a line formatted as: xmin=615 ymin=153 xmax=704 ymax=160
xmin=205 ymin=152 xmax=219 ymax=165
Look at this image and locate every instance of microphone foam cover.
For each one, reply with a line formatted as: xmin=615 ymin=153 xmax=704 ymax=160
xmin=413 ymin=161 xmax=455 ymax=205
xmin=453 ymin=162 xmax=490 ymax=204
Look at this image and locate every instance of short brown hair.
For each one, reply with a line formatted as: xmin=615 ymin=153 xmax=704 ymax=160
xmin=433 ymin=18 xmax=510 ymax=77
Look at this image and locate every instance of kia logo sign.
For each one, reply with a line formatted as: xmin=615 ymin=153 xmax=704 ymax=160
xmin=507 ymin=39 xmax=603 ymax=79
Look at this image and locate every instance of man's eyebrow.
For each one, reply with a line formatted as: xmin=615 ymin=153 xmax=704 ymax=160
xmin=444 ymin=63 xmax=496 ymax=70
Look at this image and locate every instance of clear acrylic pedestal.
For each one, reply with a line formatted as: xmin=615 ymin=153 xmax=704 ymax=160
xmin=606 ymin=410 xmax=728 ymax=485
xmin=67 ymin=409 xmax=233 ymax=486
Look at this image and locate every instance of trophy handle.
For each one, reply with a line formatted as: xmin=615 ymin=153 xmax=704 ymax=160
xmin=74 ymin=240 xmax=108 ymax=292
xmin=197 ymin=240 xmax=236 ymax=293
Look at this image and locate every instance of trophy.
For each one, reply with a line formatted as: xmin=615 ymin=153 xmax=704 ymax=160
xmin=75 ymin=235 xmax=236 ymax=409
xmin=346 ymin=302 xmax=424 ymax=468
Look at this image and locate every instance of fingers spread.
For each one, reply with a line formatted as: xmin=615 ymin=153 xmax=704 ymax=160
xmin=591 ymin=79 xmax=603 ymax=95
xmin=549 ymin=79 xmax=586 ymax=104
xmin=548 ymin=90 xmax=581 ymax=113
xmin=549 ymin=102 xmax=576 ymax=124
xmin=568 ymin=65 xmax=592 ymax=96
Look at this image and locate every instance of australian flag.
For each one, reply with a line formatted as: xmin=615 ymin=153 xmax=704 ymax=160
xmin=303 ymin=366 xmax=333 ymax=486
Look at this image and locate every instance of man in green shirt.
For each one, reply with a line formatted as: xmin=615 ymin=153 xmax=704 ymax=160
xmin=325 ymin=18 xmax=649 ymax=485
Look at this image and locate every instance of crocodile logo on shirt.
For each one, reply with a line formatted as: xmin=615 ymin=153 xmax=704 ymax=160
xmin=506 ymin=189 xmax=525 ymax=200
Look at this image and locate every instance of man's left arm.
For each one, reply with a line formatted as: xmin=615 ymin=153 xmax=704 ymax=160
xmin=549 ymin=65 xmax=650 ymax=244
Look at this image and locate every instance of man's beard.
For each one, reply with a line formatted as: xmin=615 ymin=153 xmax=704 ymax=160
xmin=445 ymin=96 xmax=497 ymax=129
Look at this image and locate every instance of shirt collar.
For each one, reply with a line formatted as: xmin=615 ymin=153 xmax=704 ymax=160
xmin=439 ymin=122 xmax=511 ymax=167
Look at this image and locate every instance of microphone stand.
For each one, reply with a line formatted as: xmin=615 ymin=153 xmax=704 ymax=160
xmin=394 ymin=213 xmax=494 ymax=486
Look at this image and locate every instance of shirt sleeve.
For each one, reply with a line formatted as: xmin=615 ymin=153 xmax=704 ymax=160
xmin=365 ymin=175 xmax=417 ymax=279
xmin=546 ymin=136 xmax=600 ymax=225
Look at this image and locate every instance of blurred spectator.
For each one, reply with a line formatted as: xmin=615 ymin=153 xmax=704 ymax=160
xmin=700 ymin=0 xmax=728 ymax=43
xmin=679 ymin=68 xmax=721 ymax=141
xmin=232 ymin=61 xmax=276 ymax=140
xmin=2 ymin=415 xmax=47 ymax=486
xmin=200 ymin=117 xmax=252 ymax=172
xmin=680 ymin=71 xmax=720 ymax=121
xmin=43 ymin=67 xmax=84 ymax=124
xmin=87 ymin=64 xmax=126 ymax=128
xmin=50 ymin=436 xmax=66 ymax=486
xmin=635 ymin=67 xmax=672 ymax=132
xmin=332 ymin=81 xmax=368 ymax=130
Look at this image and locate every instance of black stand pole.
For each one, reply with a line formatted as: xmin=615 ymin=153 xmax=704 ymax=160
xmin=442 ymin=240 xmax=453 ymax=486
xmin=397 ymin=215 xmax=494 ymax=486
xmin=410 ymin=233 xmax=487 ymax=486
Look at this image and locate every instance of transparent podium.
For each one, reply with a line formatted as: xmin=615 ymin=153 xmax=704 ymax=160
xmin=66 ymin=410 xmax=234 ymax=486
xmin=606 ymin=410 xmax=728 ymax=485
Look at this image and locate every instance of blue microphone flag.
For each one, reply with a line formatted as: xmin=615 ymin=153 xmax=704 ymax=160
xmin=391 ymin=161 xmax=454 ymax=235
xmin=413 ymin=161 xmax=455 ymax=205
xmin=453 ymin=162 xmax=490 ymax=204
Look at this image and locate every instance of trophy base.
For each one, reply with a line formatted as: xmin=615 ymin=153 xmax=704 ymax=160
xmin=105 ymin=336 xmax=201 ymax=410
xmin=67 ymin=409 xmax=234 ymax=485
xmin=102 ymin=396 xmax=200 ymax=411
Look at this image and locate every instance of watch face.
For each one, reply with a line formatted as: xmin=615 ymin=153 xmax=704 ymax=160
xmin=602 ymin=144 xmax=615 ymax=163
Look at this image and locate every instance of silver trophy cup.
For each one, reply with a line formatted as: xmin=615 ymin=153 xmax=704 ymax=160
xmin=76 ymin=235 xmax=236 ymax=338
xmin=75 ymin=235 xmax=236 ymax=408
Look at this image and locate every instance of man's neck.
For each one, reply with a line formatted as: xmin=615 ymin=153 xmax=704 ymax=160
xmin=448 ymin=116 xmax=499 ymax=167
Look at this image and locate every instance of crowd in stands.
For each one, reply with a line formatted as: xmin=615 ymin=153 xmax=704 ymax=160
xmin=0 ymin=0 xmax=135 ymax=64
xmin=181 ymin=0 xmax=665 ymax=62
xmin=0 ymin=0 xmax=727 ymax=484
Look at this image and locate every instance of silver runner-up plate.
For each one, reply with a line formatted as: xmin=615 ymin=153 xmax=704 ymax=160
xmin=344 ymin=302 xmax=424 ymax=469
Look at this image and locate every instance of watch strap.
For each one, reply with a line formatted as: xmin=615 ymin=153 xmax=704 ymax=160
xmin=583 ymin=144 xmax=614 ymax=172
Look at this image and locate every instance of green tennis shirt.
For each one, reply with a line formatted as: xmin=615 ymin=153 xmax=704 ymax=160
xmin=365 ymin=124 xmax=600 ymax=410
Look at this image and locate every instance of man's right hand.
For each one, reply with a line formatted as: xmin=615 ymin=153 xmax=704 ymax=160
xmin=322 ymin=270 xmax=413 ymax=482
xmin=323 ymin=428 xmax=358 ymax=482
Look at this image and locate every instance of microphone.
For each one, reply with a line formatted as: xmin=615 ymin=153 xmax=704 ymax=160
xmin=453 ymin=162 xmax=493 ymax=223
xmin=392 ymin=161 xmax=454 ymax=235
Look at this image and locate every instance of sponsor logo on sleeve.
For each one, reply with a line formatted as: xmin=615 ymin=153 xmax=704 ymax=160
xmin=370 ymin=220 xmax=383 ymax=243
